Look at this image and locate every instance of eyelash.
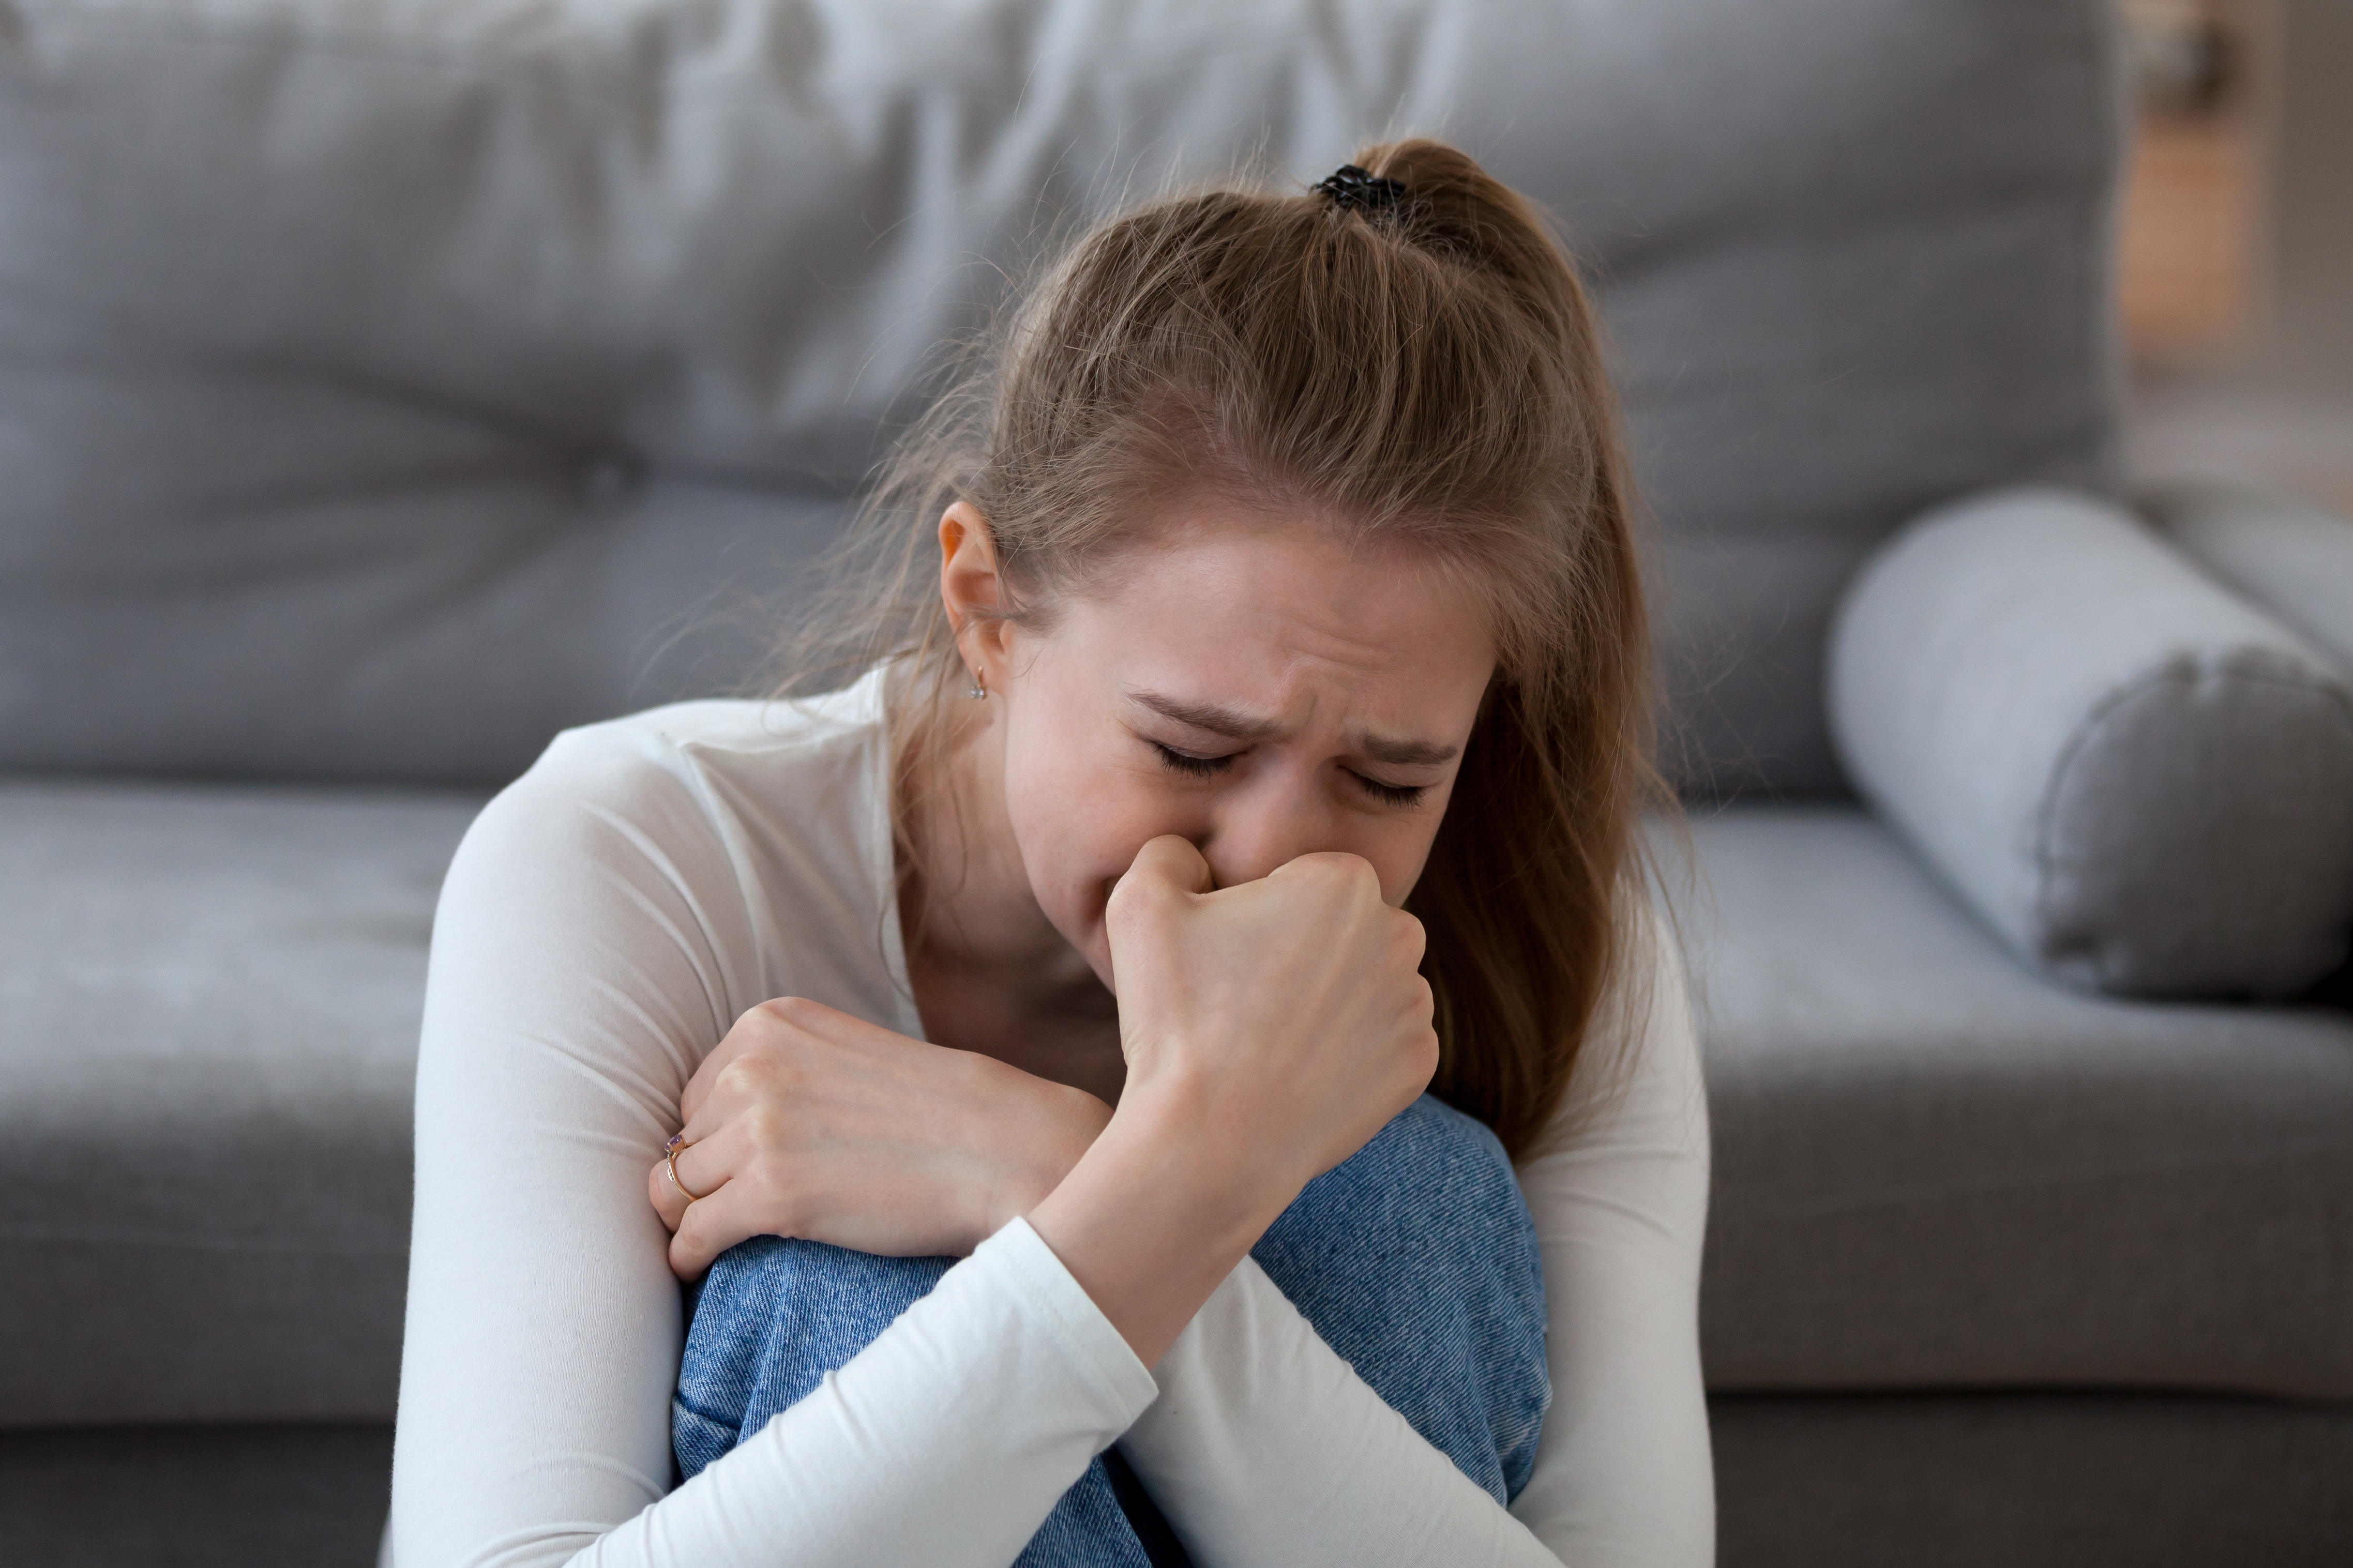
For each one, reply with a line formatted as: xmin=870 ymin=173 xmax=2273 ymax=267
xmin=1151 ymin=743 xmax=1233 ymax=779
xmin=1356 ymin=778 xmax=1429 ymax=810
xmin=1150 ymin=743 xmax=1427 ymax=809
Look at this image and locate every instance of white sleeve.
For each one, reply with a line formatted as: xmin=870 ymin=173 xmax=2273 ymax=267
xmin=1507 ymin=908 xmax=1715 ymax=1565
xmin=1120 ymin=908 xmax=1713 ymax=1568
xmin=388 ymin=738 xmax=1156 ymax=1568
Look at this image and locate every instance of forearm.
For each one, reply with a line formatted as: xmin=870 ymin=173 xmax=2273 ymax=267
xmin=1119 ymin=908 xmax=1714 ymax=1568
xmin=398 ymin=762 xmax=1159 ymax=1568
xmin=1027 ymin=1084 xmax=1285 ymax=1367
xmin=1121 ymin=1260 xmax=1563 ymax=1568
xmin=566 ymin=1220 xmax=1156 ymax=1568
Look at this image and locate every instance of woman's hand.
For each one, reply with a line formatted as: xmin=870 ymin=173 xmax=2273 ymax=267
xmin=1029 ymin=836 xmax=1439 ymax=1366
xmin=648 ymin=998 xmax=1112 ymax=1281
xmin=1110 ymin=835 xmax=1439 ymax=1197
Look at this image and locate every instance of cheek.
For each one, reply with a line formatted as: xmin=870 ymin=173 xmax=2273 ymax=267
xmin=1345 ymin=765 xmax=1469 ymax=908
xmin=997 ymin=698 xmax=1181 ymax=930
xmin=1363 ymin=811 xmax=1450 ymax=909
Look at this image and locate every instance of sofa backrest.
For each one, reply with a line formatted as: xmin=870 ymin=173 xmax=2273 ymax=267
xmin=0 ymin=0 xmax=2123 ymax=793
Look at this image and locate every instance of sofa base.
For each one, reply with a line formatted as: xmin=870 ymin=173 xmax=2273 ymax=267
xmin=1715 ymin=1392 xmax=2353 ymax=1566
xmin=8 ymin=1395 xmax=2350 ymax=1565
xmin=0 ymin=1423 xmax=390 ymax=1567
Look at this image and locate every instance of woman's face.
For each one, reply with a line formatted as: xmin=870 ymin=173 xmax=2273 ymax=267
xmin=951 ymin=496 xmax=1498 ymax=991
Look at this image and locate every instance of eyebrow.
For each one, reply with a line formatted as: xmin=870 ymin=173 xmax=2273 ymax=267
xmin=1358 ymin=733 xmax=1459 ymax=768
xmin=1129 ymin=690 xmax=1458 ymax=767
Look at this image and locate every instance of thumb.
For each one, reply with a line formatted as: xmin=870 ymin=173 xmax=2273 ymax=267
xmin=1104 ymin=835 xmax=1213 ymax=1002
xmin=1120 ymin=834 xmax=1216 ymax=899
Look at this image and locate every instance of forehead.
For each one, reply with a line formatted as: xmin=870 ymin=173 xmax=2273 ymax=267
xmin=1046 ymin=500 xmax=1495 ymax=719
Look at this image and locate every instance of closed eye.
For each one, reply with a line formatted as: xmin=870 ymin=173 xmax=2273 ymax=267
xmin=1152 ymin=742 xmax=1235 ymax=779
xmin=1353 ymin=773 xmax=1428 ymax=809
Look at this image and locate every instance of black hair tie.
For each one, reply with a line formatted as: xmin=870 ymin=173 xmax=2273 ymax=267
xmin=1313 ymin=163 xmax=1409 ymax=217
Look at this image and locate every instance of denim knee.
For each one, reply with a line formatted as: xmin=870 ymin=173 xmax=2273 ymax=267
xmin=674 ymin=1238 xmax=1153 ymax=1566
xmin=1250 ymin=1094 xmax=1550 ymax=1503
xmin=672 ymin=1238 xmax=953 ymax=1480
xmin=675 ymin=1093 xmax=1549 ymax=1513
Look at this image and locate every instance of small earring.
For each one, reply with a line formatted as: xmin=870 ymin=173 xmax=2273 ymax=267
xmin=967 ymin=670 xmax=987 ymax=701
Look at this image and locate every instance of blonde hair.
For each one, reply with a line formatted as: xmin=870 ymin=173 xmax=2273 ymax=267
xmin=780 ymin=139 xmax=1665 ymax=1159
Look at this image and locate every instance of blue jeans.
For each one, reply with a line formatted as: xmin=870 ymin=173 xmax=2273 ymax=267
xmin=672 ymin=1094 xmax=1549 ymax=1565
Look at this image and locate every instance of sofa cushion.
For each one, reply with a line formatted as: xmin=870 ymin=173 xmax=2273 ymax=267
xmin=1827 ymin=485 xmax=2353 ymax=999
xmin=0 ymin=779 xmax=479 ymax=1427
xmin=0 ymin=0 xmax=2123 ymax=792
xmin=16 ymin=781 xmax=2349 ymax=1427
xmin=1692 ymin=804 xmax=2353 ymax=1400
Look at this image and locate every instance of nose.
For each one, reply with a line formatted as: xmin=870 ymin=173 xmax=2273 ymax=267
xmin=1197 ymin=771 xmax=1342 ymax=888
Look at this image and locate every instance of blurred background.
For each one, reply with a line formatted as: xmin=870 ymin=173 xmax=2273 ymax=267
xmin=2119 ymin=0 xmax=2353 ymax=513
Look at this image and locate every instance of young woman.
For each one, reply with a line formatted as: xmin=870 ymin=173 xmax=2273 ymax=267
xmin=390 ymin=141 xmax=1712 ymax=1567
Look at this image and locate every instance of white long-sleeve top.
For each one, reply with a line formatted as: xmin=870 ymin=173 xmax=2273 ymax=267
xmin=389 ymin=671 xmax=1713 ymax=1568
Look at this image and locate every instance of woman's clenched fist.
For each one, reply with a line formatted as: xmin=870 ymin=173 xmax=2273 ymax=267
xmin=1105 ymin=835 xmax=1439 ymax=1217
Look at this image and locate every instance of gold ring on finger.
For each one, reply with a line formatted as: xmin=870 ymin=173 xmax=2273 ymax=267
xmin=665 ymin=1134 xmax=712 ymax=1202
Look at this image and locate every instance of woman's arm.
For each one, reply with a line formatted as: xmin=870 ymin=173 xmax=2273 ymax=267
xmin=390 ymin=734 xmax=1155 ymax=1568
xmin=1119 ymin=907 xmax=1713 ymax=1568
xmin=1507 ymin=907 xmax=1714 ymax=1564
xmin=393 ymin=739 xmax=1439 ymax=1567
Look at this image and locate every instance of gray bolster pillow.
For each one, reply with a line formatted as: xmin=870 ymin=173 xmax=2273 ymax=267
xmin=2139 ymin=476 xmax=2353 ymax=672
xmin=1827 ymin=485 xmax=2353 ymax=999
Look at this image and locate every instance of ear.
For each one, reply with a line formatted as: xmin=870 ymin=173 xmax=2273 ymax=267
xmin=938 ymin=501 xmax=1013 ymax=682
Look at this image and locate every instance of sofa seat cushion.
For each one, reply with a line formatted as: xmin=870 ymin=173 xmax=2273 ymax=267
xmin=0 ymin=778 xmax=479 ymax=1427
xmin=1692 ymin=804 xmax=2353 ymax=1400
xmin=16 ymin=785 xmax=2347 ymax=1425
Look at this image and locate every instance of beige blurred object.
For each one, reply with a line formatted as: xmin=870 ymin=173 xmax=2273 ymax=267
xmin=2122 ymin=0 xmax=2353 ymax=520
xmin=2117 ymin=0 xmax=2280 ymax=367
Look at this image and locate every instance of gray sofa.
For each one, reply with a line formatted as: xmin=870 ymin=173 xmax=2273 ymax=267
xmin=4 ymin=1 xmax=2349 ymax=1563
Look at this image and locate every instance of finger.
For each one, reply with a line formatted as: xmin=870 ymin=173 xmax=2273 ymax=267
xmin=676 ymin=1033 xmax=792 ymax=1149
xmin=647 ymin=1160 xmax=684 ymax=1234
xmin=1267 ymin=848 xmax=1379 ymax=892
xmin=648 ymin=1124 xmax=738 ymax=1232
xmin=669 ymin=1179 xmax=778 ymax=1282
xmin=687 ymin=994 xmax=883 ymax=1125
xmin=1394 ymin=907 xmax=1429 ymax=967
xmin=1121 ymin=834 xmax=1215 ymax=897
xmin=681 ymin=1017 xmax=764 ymax=1125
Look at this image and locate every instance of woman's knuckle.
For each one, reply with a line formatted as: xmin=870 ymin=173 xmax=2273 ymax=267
xmin=1411 ymin=1026 xmax=1441 ymax=1073
xmin=779 ymin=994 xmax=832 ymax=1027
xmin=1304 ymin=851 xmax=1352 ymax=887
xmin=748 ymin=995 xmax=804 ymax=1034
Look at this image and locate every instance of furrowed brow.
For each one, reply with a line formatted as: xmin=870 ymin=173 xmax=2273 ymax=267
xmin=1130 ymin=691 xmax=1284 ymax=742
xmin=1357 ymin=734 xmax=1458 ymax=767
